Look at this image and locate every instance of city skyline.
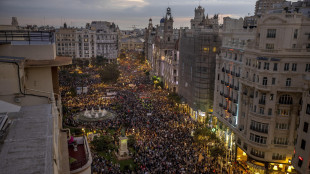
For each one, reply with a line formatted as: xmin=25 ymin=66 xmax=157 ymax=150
xmin=0 ymin=0 xmax=269 ymax=29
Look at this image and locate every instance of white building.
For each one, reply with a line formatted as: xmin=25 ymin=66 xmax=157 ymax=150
xmin=91 ymin=21 xmax=119 ymax=63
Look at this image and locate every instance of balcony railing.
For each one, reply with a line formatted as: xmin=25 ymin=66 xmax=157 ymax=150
xmin=250 ymin=125 xmax=268 ymax=134
xmin=259 ymin=100 xmax=266 ymax=105
xmin=0 ymin=30 xmax=55 ymax=44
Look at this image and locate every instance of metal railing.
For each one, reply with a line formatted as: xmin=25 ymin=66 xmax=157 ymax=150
xmin=0 ymin=30 xmax=54 ymax=44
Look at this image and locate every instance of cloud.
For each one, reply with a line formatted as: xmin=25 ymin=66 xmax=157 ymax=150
xmin=0 ymin=0 xmax=258 ymax=29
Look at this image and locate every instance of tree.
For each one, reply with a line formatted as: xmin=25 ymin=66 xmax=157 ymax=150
xmin=210 ymin=146 xmax=225 ymax=159
xmin=167 ymin=92 xmax=181 ymax=104
xmin=92 ymin=135 xmax=116 ymax=152
xmin=120 ymin=53 xmax=126 ymax=59
xmin=95 ymin=56 xmax=108 ymax=66
xmin=99 ymin=63 xmax=120 ymax=83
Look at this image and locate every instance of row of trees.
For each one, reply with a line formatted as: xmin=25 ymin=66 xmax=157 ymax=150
xmin=193 ymin=127 xmax=226 ymax=160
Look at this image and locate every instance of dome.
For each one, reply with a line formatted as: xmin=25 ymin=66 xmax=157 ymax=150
xmin=160 ymin=18 xmax=165 ymax=23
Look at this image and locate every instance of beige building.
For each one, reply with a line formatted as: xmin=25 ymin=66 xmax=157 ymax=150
xmin=0 ymin=30 xmax=92 ymax=174
xmin=255 ymin=0 xmax=286 ymax=16
xmin=120 ymin=37 xmax=144 ymax=52
xmin=214 ymin=11 xmax=310 ymax=173
xmin=55 ymin=25 xmax=77 ymax=57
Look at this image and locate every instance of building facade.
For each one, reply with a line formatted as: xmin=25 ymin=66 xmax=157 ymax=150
xmin=55 ymin=25 xmax=77 ymax=57
xmin=214 ymin=9 xmax=310 ymax=174
xmin=0 ymin=30 xmax=92 ymax=174
xmin=178 ymin=6 xmax=221 ymax=121
xmin=91 ymin=21 xmax=119 ymax=62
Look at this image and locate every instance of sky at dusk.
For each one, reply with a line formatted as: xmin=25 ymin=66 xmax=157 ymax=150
xmin=0 ymin=0 xmax=290 ymax=30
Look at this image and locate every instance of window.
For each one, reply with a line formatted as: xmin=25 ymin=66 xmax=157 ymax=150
xmin=272 ymin=153 xmax=286 ymax=160
xmin=278 ymin=109 xmax=290 ymax=116
xmin=272 ymin=78 xmax=276 ymax=85
xmin=213 ymin=47 xmax=217 ymax=52
xmin=294 ymin=29 xmax=298 ymax=39
xmin=276 ymin=123 xmax=289 ymax=130
xmin=267 ymin=29 xmax=276 ymax=38
xmin=306 ymin=64 xmax=310 ymax=72
xmin=250 ymin=133 xmax=267 ymax=144
xmin=307 ymin=104 xmax=310 ymax=115
xmin=259 ymin=107 xmax=264 ymax=115
xmin=264 ymin=62 xmax=269 ymax=70
xmin=298 ymin=158 xmax=303 ymax=167
xmin=203 ymin=47 xmax=209 ymax=51
xmin=301 ymin=139 xmax=306 ymax=150
xmin=270 ymin=94 xmax=274 ymax=100
xmin=273 ymin=63 xmax=278 ymax=71
xmin=274 ymin=137 xmax=288 ymax=145
xmin=268 ymin=108 xmax=272 ymax=116
xmin=279 ymin=95 xmax=293 ymax=104
xmin=251 ymin=148 xmax=265 ymax=158
xmin=303 ymin=122 xmax=308 ymax=133
xmin=258 ymin=62 xmax=261 ymax=69
xmin=250 ymin=120 xmax=269 ymax=133
xmin=292 ymin=63 xmax=297 ymax=71
xmin=284 ymin=63 xmax=290 ymax=71
xmin=286 ymin=78 xmax=291 ymax=87
xmin=266 ymin=43 xmax=274 ymax=50
xmin=262 ymin=77 xmax=268 ymax=86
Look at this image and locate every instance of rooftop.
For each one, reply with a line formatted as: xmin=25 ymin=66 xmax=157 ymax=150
xmin=0 ymin=104 xmax=54 ymax=174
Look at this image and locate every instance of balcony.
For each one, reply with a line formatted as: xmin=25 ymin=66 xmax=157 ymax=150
xmin=0 ymin=30 xmax=54 ymax=45
xmin=259 ymin=100 xmax=265 ymax=105
xmin=69 ymin=136 xmax=92 ymax=173
xmin=250 ymin=125 xmax=268 ymax=134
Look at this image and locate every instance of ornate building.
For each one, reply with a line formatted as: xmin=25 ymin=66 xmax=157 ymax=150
xmin=214 ymin=6 xmax=310 ymax=173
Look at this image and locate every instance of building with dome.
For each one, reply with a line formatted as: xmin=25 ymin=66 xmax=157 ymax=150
xmin=144 ymin=7 xmax=180 ymax=93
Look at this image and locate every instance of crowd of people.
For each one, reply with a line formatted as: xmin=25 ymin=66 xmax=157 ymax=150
xmin=60 ymin=57 xmax=244 ymax=174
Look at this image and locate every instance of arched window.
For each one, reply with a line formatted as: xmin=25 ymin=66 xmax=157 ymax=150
xmin=279 ymin=95 xmax=293 ymax=104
